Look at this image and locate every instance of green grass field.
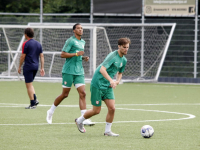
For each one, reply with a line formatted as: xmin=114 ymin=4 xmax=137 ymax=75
xmin=0 ymin=81 xmax=200 ymax=150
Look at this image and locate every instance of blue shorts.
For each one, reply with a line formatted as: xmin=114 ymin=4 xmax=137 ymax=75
xmin=23 ymin=70 xmax=38 ymax=83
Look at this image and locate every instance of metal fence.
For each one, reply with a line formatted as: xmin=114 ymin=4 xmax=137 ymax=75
xmin=0 ymin=15 xmax=199 ymax=83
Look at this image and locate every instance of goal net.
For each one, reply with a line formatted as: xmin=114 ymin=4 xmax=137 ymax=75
xmin=0 ymin=23 xmax=176 ymax=82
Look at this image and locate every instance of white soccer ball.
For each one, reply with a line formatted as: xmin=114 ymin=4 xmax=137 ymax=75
xmin=141 ymin=125 xmax=154 ymax=138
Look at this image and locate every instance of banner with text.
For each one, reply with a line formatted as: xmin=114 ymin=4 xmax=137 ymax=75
xmin=144 ymin=0 xmax=196 ymax=16
xmin=93 ymin=0 xmax=142 ymax=14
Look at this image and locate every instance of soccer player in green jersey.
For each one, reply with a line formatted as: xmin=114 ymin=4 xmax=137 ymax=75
xmin=75 ymin=37 xmax=131 ymax=136
xmin=46 ymin=23 xmax=95 ymax=126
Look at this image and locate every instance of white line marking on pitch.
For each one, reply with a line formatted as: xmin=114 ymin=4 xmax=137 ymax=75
xmin=0 ymin=103 xmax=196 ymax=126
xmin=115 ymin=103 xmax=200 ymax=106
xmin=1 ymin=103 xmax=200 ymax=106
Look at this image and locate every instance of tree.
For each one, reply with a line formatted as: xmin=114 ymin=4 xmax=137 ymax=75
xmin=2 ymin=0 xmax=40 ymax=13
xmin=0 ymin=0 xmax=90 ymax=13
xmin=44 ymin=0 xmax=90 ymax=13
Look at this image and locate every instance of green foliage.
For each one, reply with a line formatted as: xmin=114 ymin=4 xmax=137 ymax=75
xmin=4 ymin=0 xmax=40 ymax=13
xmin=0 ymin=0 xmax=90 ymax=13
xmin=44 ymin=0 xmax=90 ymax=13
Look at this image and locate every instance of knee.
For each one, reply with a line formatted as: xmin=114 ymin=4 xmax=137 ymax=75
xmin=62 ymin=92 xmax=69 ymax=99
xmin=92 ymin=108 xmax=101 ymax=115
xmin=108 ymin=106 xmax=115 ymax=113
xmin=79 ymin=91 xmax=86 ymax=98
xmin=93 ymin=109 xmax=101 ymax=115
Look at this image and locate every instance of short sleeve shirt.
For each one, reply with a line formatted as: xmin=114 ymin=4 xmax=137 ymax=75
xmin=62 ymin=36 xmax=85 ymax=75
xmin=22 ymin=39 xmax=43 ymax=71
xmin=91 ymin=50 xmax=127 ymax=89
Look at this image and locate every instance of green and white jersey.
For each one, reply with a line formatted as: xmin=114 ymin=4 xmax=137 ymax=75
xmin=62 ymin=36 xmax=85 ymax=75
xmin=91 ymin=50 xmax=127 ymax=89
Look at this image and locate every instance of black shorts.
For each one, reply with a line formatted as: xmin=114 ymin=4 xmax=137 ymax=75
xmin=23 ymin=70 xmax=38 ymax=83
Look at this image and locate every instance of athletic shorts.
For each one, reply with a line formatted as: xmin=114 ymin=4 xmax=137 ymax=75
xmin=62 ymin=73 xmax=85 ymax=88
xmin=90 ymin=85 xmax=115 ymax=107
xmin=23 ymin=70 xmax=38 ymax=83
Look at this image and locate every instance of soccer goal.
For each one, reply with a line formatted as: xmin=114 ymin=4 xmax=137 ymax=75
xmin=0 ymin=23 xmax=176 ymax=82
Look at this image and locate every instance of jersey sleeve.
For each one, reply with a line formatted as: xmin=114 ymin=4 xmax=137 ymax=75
xmin=22 ymin=41 xmax=28 ymax=54
xmin=102 ymin=54 xmax=116 ymax=69
xmin=23 ymin=42 xmax=28 ymax=54
xmin=40 ymin=44 xmax=43 ymax=53
xmin=62 ymin=39 xmax=73 ymax=53
xmin=119 ymin=59 xmax=127 ymax=73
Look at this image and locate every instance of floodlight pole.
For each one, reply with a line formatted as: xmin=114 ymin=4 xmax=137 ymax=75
xmin=90 ymin=0 xmax=93 ymax=24
xmin=40 ymin=0 xmax=43 ymax=45
xmin=141 ymin=0 xmax=145 ymax=77
xmin=194 ymin=0 xmax=198 ymax=78
xmin=90 ymin=0 xmax=94 ymax=75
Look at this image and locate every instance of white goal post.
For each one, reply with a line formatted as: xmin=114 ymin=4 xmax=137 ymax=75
xmin=0 ymin=23 xmax=176 ymax=82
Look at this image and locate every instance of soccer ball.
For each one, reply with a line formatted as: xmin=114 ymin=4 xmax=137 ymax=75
xmin=141 ymin=125 xmax=154 ymax=138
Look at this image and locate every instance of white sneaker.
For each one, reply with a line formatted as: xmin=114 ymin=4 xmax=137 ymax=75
xmin=75 ymin=118 xmax=86 ymax=133
xmin=83 ymin=119 xmax=95 ymax=126
xmin=46 ymin=110 xmax=53 ymax=124
xmin=104 ymin=131 xmax=119 ymax=137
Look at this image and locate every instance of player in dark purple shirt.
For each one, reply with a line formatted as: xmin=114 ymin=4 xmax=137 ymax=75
xmin=18 ymin=28 xmax=45 ymax=109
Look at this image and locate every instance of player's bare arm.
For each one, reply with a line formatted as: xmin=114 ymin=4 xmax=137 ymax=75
xmin=61 ymin=51 xmax=84 ymax=58
xmin=18 ymin=53 xmax=26 ymax=74
xmin=40 ymin=53 xmax=45 ymax=76
xmin=100 ymin=66 xmax=117 ymax=89
xmin=115 ymin=72 xmax=123 ymax=85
